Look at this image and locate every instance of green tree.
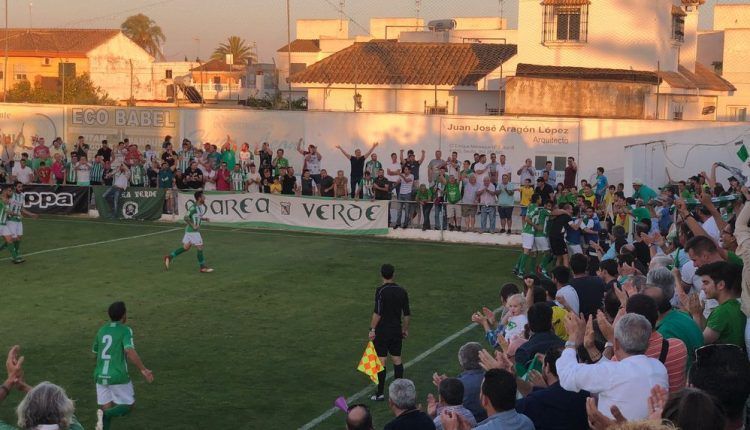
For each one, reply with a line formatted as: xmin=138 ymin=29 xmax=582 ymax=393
xmin=211 ymin=36 xmax=256 ymax=65
xmin=121 ymin=13 xmax=166 ymax=60
xmin=5 ymin=74 xmax=114 ymax=105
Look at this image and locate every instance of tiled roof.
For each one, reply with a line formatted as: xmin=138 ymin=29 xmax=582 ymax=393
xmin=0 ymin=28 xmax=120 ymax=57
xmin=190 ymin=58 xmax=246 ymax=72
xmin=658 ymin=63 xmax=736 ymax=92
xmin=289 ymin=41 xmax=517 ymax=86
xmin=515 ymin=63 xmax=659 ymax=84
xmin=541 ymin=0 xmax=590 ymax=4
xmin=276 ymin=39 xmax=321 ymax=53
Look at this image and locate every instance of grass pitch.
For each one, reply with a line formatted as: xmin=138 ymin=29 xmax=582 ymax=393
xmin=0 ymin=217 xmax=518 ymax=429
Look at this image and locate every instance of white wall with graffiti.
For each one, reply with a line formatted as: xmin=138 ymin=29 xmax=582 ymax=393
xmin=1 ymin=103 xmax=749 ymax=191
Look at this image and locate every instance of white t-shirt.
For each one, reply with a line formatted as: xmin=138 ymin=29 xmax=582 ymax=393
xmin=247 ymin=172 xmax=261 ymax=193
xmin=498 ymin=162 xmax=513 ymax=180
xmin=556 ymin=285 xmax=580 ymax=314
xmin=398 ymin=174 xmax=414 ymax=195
xmin=203 ymin=170 xmax=216 ymax=191
xmin=504 ymin=314 xmax=528 ymax=341
xmin=114 ymin=168 xmax=130 ymax=189
xmin=76 ymin=162 xmax=91 ymax=183
xmin=478 ymin=183 xmax=497 ymax=205
xmin=385 ymin=161 xmax=401 ymax=182
xmin=12 ymin=165 xmax=34 ymax=184
xmin=702 ymin=217 xmax=721 ymax=245
xmin=473 ymin=161 xmax=488 ymax=182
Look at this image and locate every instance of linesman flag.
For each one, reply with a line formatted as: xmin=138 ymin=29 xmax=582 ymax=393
xmin=357 ymin=341 xmax=383 ymax=384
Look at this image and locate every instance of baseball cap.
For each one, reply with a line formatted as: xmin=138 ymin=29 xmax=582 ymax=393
xmin=632 ymin=178 xmax=643 ymax=185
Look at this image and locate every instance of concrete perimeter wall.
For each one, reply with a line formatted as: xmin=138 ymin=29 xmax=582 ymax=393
xmin=0 ymin=103 xmax=748 ymax=194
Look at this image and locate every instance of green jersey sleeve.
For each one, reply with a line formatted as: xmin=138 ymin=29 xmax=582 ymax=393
xmin=123 ymin=326 xmax=135 ymax=350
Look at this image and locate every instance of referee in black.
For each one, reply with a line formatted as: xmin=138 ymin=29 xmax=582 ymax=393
xmin=368 ymin=263 xmax=411 ymax=401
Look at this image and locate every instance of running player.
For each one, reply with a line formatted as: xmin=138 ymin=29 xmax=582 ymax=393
xmin=7 ymin=181 xmax=39 ymax=263
xmin=93 ymin=301 xmax=154 ymax=430
xmin=0 ymin=185 xmax=21 ymax=262
xmin=513 ymin=193 xmax=541 ymax=278
xmin=164 ymin=190 xmax=214 ymax=273
xmin=533 ymin=199 xmax=553 ymax=278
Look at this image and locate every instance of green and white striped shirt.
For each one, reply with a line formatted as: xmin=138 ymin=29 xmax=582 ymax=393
xmin=90 ymin=162 xmax=104 ymax=183
xmin=8 ymin=192 xmax=23 ymax=222
xmin=0 ymin=200 xmax=7 ymax=225
xmin=130 ymin=164 xmax=145 ymax=186
xmin=178 ymin=150 xmax=194 ymax=173
xmin=231 ymin=171 xmax=246 ymax=191
xmin=185 ymin=203 xmax=204 ymax=233
xmin=65 ymin=162 xmax=77 ymax=184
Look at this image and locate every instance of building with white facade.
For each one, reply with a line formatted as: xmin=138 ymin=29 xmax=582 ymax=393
xmin=286 ymin=0 xmax=745 ymax=121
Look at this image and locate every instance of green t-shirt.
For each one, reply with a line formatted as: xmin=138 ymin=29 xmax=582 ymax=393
xmin=274 ymin=157 xmax=289 ymax=176
xmin=221 ymin=149 xmax=236 ymax=170
xmin=728 ymin=251 xmax=744 ymax=268
xmin=92 ymin=322 xmax=135 ymax=385
xmin=185 ymin=203 xmax=204 ymax=233
xmin=445 ymin=182 xmax=461 ymax=204
xmin=66 ymin=162 xmax=77 ymax=183
xmin=415 ymin=188 xmax=432 ymax=202
xmin=208 ymin=152 xmax=222 ymax=170
xmin=631 ymin=206 xmax=651 ymax=223
xmin=522 ymin=204 xmax=538 ymax=235
xmin=656 ymin=309 xmax=704 ymax=368
xmin=706 ymin=299 xmax=747 ymax=348
xmin=534 ymin=207 xmax=550 ymax=237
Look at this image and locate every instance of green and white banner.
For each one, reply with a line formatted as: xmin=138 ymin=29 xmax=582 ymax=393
xmin=94 ymin=186 xmax=167 ymax=221
xmin=177 ymin=192 xmax=389 ymax=235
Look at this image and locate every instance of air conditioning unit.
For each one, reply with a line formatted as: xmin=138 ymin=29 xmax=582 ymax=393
xmin=428 ymin=19 xmax=457 ymax=32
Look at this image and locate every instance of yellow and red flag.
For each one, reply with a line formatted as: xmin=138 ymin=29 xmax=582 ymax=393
xmin=357 ymin=341 xmax=383 ymax=384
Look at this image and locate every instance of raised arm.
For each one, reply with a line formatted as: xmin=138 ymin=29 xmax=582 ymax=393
xmin=363 ymin=142 xmax=379 ymax=158
xmin=417 ymin=149 xmax=425 ymax=164
xmin=296 ymin=138 xmax=305 ymax=156
xmin=335 ymin=145 xmax=351 ymax=158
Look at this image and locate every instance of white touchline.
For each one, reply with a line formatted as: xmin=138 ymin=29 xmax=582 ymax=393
xmin=1 ymin=228 xmax=181 ymax=261
xmin=298 ymin=307 xmax=501 ymax=430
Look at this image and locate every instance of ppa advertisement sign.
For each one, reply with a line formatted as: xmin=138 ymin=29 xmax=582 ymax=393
xmin=21 ymin=185 xmax=89 ymax=214
xmin=177 ymin=192 xmax=389 ymax=235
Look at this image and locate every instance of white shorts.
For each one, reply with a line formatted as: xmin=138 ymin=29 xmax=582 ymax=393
xmin=521 ymin=233 xmax=535 ymax=250
xmin=534 ymin=237 xmax=550 ymax=252
xmin=0 ymin=225 xmax=10 ymax=237
xmin=96 ymin=382 xmax=135 ymax=406
xmin=446 ymin=204 xmax=460 ymax=218
xmin=6 ymin=221 xmax=22 ymax=238
xmin=182 ymin=232 xmax=203 ymax=246
xmin=567 ymin=244 xmax=583 ymax=255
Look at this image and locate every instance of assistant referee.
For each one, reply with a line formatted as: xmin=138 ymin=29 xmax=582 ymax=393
xmin=368 ymin=263 xmax=411 ymax=401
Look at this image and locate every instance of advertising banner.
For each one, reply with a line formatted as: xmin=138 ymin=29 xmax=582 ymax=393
xmin=177 ymin=192 xmax=389 ymax=235
xmin=93 ymin=186 xmax=166 ymax=221
xmin=66 ymin=106 xmax=179 ymax=151
xmin=21 ymin=184 xmax=89 ymax=214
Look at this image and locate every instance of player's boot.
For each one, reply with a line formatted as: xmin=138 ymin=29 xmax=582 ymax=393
xmin=200 ymin=266 xmax=214 ymax=273
xmin=95 ymin=409 xmax=104 ymax=430
xmin=370 ymin=394 xmax=384 ymax=401
xmin=164 ymin=255 xmax=172 ymax=270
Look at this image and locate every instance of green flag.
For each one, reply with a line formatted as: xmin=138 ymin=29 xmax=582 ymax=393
xmin=737 ymin=144 xmax=749 ymax=162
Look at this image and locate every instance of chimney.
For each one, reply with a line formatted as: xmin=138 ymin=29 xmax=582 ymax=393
xmin=679 ymin=1 xmax=700 ymax=73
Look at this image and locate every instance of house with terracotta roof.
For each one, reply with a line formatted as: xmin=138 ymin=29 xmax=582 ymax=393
xmin=189 ymin=58 xmax=249 ymax=101
xmin=289 ymin=41 xmax=517 ymax=114
xmin=0 ymin=28 xmax=155 ymax=101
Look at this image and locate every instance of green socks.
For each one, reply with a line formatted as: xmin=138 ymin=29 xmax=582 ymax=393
xmin=197 ymin=250 xmax=205 ymax=267
xmin=515 ymin=254 xmax=527 ymax=273
xmin=103 ymin=404 xmax=132 ymax=430
xmin=170 ymin=247 xmax=187 ymax=259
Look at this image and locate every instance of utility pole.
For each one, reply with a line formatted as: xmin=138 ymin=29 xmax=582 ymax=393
xmin=286 ymin=0 xmax=292 ymax=110
xmin=3 ymin=0 xmax=8 ymax=102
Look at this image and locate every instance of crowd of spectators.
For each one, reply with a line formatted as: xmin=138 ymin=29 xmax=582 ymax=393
xmin=348 ymin=163 xmax=750 ymax=430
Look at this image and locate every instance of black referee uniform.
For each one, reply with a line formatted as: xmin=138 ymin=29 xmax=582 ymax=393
xmin=372 ymin=282 xmax=410 ymax=396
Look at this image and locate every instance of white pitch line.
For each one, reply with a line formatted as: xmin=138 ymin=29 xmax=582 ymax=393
xmin=299 ymin=308 xmax=500 ymax=430
xmin=1 ymin=227 xmax=180 ymax=261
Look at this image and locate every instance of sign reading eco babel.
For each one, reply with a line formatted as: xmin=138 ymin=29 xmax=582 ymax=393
xmin=177 ymin=192 xmax=389 ymax=235
xmin=66 ymin=106 xmax=179 ymax=150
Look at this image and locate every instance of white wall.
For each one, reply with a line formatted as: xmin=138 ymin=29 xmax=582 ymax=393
xmin=296 ymin=19 xmax=349 ymax=40
xmin=87 ymin=33 xmax=155 ymax=101
xmin=2 ymin=103 xmax=749 ymax=194
xmin=713 ymin=4 xmax=750 ymax=30
xmin=516 ymin=0 xmax=679 ymax=72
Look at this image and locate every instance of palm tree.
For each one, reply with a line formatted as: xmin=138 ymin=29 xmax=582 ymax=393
xmin=211 ymin=36 xmax=256 ymax=65
xmin=121 ymin=14 xmax=166 ymax=60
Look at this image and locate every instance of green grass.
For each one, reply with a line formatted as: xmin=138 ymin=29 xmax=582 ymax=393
xmin=0 ymin=216 xmax=518 ymax=429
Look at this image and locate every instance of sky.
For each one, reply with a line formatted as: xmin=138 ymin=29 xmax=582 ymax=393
xmin=6 ymin=0 xmax=743 ymax=63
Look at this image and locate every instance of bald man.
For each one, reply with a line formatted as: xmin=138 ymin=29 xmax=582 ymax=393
xmin=346 ymin=404 xmax=374 ymax=430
